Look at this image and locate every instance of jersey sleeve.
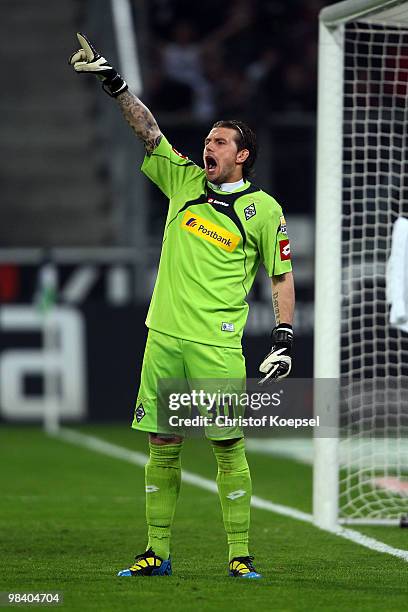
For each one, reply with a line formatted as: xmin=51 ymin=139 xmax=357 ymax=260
xmin=141 ymin=135 xmax=203 ymax=199
xmin=258 ymin=208 xmax=293 ymax=277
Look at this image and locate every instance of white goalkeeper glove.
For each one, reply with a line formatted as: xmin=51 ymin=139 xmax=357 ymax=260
xmin=258 ymin=324 xmax=293 ymax=385
xmin=69 ymin=32 xmax=128 ymax=98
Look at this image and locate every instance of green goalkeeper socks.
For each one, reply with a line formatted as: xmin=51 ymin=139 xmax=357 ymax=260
xmin=145 ymin=439 xmax=250 ymax=562
xmin=211 ymin=439 xmax=252 ymax=560
xmin=145 ymin=441 xmax=183 ymax=560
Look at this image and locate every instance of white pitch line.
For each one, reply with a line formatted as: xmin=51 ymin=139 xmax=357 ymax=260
xmin=251 ymin=495 xmax=313 ymax=523
xmin=54 ymin=428 xmax=408 ymax=563
xmin=330 ymin=526 xmax=408 ymax=562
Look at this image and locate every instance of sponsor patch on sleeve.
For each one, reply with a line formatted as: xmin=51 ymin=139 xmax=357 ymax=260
xmin=279 ymin=239 xmax=291 ymax=261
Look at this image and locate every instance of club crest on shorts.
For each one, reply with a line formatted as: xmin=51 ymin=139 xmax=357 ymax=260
xmin=135 ymin=403 xmax=145 ymax=422
xmin=244 ymin=203 xmax=256 ymax=221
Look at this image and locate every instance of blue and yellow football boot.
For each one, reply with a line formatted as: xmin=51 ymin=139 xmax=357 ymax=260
xmin=117 ymin=547 xmax=172 ymax=577
xmin=228 ymin=555 xmax=262 ymax=579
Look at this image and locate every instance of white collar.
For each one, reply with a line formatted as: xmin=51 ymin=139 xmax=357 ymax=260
xmin=208 ymin=179 xmax=245 ymax=193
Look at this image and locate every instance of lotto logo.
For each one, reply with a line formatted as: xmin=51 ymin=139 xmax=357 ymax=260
xmin=279 ymin=239 xmax=291 ymax=260
xmin=208 ymin=197 xmax=229 ymax=207
xmin=227 ymin=489 xmax=246 ymax=500
xmin=146 ymin=485 xmax=159 ymax=493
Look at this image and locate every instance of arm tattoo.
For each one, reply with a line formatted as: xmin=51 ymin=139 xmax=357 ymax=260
xmin=272 ymin=273 xmax=285 ymax=323
xmin=272 ymin=290 xmax=280 ymax=325
xmin=116 ymin=90 xmax=162 ymax=154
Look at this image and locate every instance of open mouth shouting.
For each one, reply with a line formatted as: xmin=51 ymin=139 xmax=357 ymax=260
xmin=205 ymin=155 xmax=218 ymax=177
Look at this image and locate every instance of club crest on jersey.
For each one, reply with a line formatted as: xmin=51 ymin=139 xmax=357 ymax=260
xmin=181 ymin=211 xmax=240 ymax=252
xmin=280 ymin=215 xmax=287 ymax=235
xmin=208 ymin=197 xmax=229 ymax=207
xmin=244 ymin=203 xmax=256 ymax=220
xmin=279 ymin=239 xmax=291 ymax=261
xmin=135 ymin=403 xmax=145 ymax=422
xmin=172 ymin=146 xmax=189 ymax=160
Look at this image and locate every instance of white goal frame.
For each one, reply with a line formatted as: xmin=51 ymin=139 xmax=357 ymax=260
xmin=314 ymin=0 xmax=408 ymax=529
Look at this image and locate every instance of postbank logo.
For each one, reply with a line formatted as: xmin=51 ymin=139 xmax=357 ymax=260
xmin=182 ymin=211 xmax=240 ymax=252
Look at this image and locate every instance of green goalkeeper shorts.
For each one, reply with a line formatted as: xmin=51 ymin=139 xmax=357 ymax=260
xmin=132 ymin=329 xmax=246 ymax=440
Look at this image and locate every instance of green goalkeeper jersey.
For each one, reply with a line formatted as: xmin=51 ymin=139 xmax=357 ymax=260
xmin=142 ymin=136 xmax=292 ymax=348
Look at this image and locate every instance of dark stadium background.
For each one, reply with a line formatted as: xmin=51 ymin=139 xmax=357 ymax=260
xmin=3 ymin=4 xmax=408 ymax=611
xmin=0 ymin=0 xmax=337 ymax=423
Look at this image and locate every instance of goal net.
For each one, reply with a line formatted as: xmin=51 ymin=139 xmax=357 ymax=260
xmin=314 ymin=0 xmax=408 ymax=527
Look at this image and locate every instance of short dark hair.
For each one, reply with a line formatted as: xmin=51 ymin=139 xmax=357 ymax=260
xmin=211 ymin=120 xmax=257 ymax=180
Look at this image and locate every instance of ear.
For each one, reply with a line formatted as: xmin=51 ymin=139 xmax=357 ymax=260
xmin=236 ymin=148 xmax=249 ymax=164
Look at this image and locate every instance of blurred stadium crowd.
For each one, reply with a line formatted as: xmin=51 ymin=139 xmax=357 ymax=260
xmin=0 ymin=0 xmax=336 ymax=249
xmin=145 ymin=0 xmax=327 ymax=120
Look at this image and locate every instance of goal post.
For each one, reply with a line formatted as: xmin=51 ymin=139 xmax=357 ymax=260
xmin=313 ymin=10 xmax=344 ymax=530
xmin=320 ymin=0 xmax=407 ymax=26
xmin=314 ymin=0 xmax=408 ymax=528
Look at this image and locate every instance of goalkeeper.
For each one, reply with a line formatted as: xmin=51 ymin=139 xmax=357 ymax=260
xmin=69 ymin=33 xmax=295 ymax=580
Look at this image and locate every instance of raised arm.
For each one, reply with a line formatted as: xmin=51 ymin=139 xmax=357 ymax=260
xmin=69 ymin=32 xmax=162 ymax=154
xmin=116 ymin=91 xmax=162 ymax=154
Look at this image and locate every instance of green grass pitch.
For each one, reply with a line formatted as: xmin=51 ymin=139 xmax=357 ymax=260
xmin=1 ymin=424 xmax=408 ymax=611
